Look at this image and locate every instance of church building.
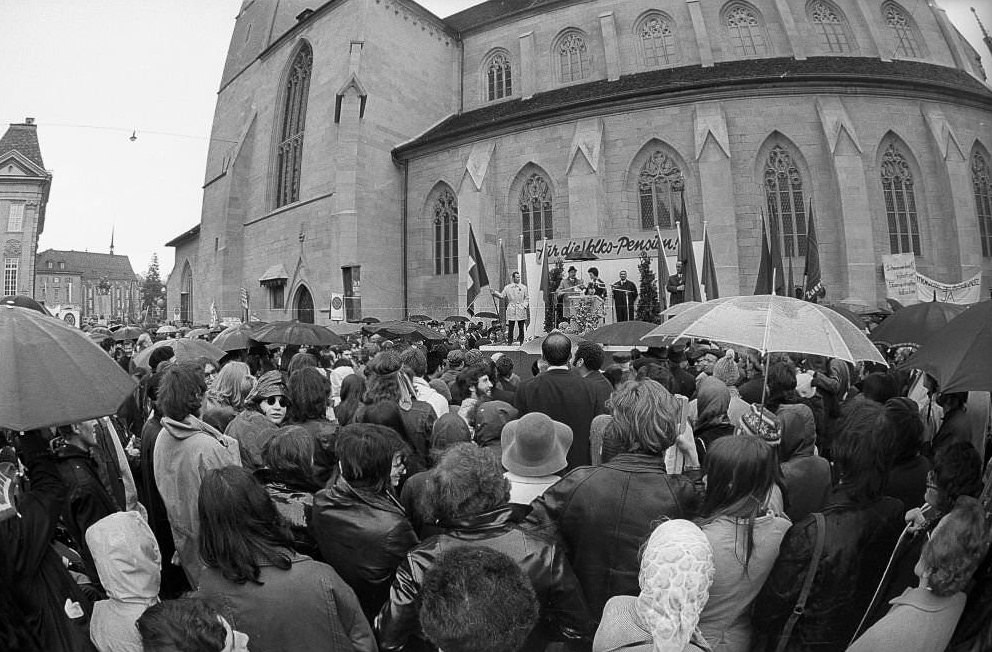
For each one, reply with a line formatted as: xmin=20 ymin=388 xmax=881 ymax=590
xmin=166 ymin=0 xmax=992 ymax=324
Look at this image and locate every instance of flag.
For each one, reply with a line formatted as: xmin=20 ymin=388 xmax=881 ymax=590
xmin=466 ymin=223 xmax=489 ymax=314
xmin=787 ymin=254 xmax=795 ymax=298
xmin=701 ymin=222 xmax=719 ymax=301
xmin=769 ymin=210 xmax=786 ymax=296
xmin=538 ymin=239 xmax=551 ymax=305
xmin=655 ymin=225 xmax=670 ymax=311
xmin=518 ymin=234 xmax=530 ymax=326
xmin=803 ymin=198 xmax=822 ymax=301
xmin=678 ymin=193 xmax=702 ymax=303
xmin=495 ymin=238 xmax=508 ymax=321
xmin=754 ymin=215 xmax=774 ymax=295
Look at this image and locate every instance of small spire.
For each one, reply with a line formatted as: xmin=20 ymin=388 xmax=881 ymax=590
xmin=110 ymin=226 xmax=115 ymax=255
xmin=974 ymin=7 xmax=992 ymax=57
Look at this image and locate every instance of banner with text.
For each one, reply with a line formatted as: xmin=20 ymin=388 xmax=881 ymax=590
xmin=916 ymin=272 xmax=983 ymax=305
xmin=536 ymin=232 xmax=678 ymax=262
xmin=882 ymin=253 xmax=918 ymax=306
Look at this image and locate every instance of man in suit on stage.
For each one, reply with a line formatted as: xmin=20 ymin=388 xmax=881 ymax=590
xmin=611 ymin=270 xmax=638 ymax=322
xmin=666 ymin=260 xmax=686 ymax=305
xmin=513 ymin=332 xmax=607 ymax=469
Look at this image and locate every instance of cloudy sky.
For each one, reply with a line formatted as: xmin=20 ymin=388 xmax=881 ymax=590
xmin=1 ymin=0 xmax=988 ymax=281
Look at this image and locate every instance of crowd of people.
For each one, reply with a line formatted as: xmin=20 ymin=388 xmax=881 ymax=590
xmin=2 ymin=317 xmax=992 ymax=652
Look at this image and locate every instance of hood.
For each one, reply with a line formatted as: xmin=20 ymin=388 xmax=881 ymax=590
xmin=85 ymin=511 xmax=160 ymax=604
xmin=696 ymin=377 xmax=730 ymax=427
xmin=161 ymin=415 xmax=224 ymax=441
xmin=778 ymin=404 xmax=816 ymax=460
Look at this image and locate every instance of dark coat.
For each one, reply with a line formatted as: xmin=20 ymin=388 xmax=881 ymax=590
xmin=885 ymin=455 xmax=930 ymax=512
xmin=255 ymin=468 xmax=321 ymax=560
xmin=753 ymin=489 xmax=905 ymax=652
xmin=138 ymin=415 xmax=187 ymax=598
xmin=526 ymin=453 xmax=705 ymax=620
xmin=311 ymin=476 xmax=419 ymax=622
xmin=398 ymin=401 xmax=435 ymax=474
xmin=375 ymin=505 xmax=590 ymax=652
xmin=583 ymin=370 xmax=613 ymax=414
xmin=2 ymin=431 xmax=95 ymax=652
xmin=514 ymin=369 xmax=608 ymax=469
xmin=294 ymin=418 xmax=338 ymax=487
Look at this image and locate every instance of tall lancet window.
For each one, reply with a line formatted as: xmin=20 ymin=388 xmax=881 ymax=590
xmin=276 ymin=43 xmax=313 ymax=207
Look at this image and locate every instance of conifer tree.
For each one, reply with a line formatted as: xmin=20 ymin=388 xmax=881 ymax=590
xmin=635 ymin=251 xmax=661 ymax=323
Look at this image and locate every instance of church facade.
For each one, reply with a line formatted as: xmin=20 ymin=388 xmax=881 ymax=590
xmin=167 ymin=0 xmax=992 ymax=324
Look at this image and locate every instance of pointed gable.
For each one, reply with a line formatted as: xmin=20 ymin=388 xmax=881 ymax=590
xmin=0 ymin=120 xmax=45 ymax=170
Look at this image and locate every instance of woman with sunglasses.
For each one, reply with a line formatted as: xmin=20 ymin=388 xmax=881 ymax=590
xmin=224 ymin=371 xmax=289 ymax=470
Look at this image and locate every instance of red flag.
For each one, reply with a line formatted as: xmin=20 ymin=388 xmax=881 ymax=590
xmin=495 ymin=239 xmax=508 ymax=321
xmin=539 ymin=239 xmax=551 ymax=304
xmin=701 ymin=223 xmax=719 ymax=301
xmin=803 ymin=198 xmax=823 ymax=301
xmin=754 ymin=215 xmax=774 ymax=295
xmin=466 ymin=224 xmax=489 ymax=314
xmin=655 ymin=225 xmax=670 ymax=311
xmin=678 ymin=194 xmax=702 ymax=302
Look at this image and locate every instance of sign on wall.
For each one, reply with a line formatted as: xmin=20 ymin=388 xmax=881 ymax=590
xmin=882 ymin=253 xmax=918 ymax=305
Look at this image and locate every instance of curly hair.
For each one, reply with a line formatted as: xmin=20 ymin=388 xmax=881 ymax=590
xmin=206 ymin=362 xmax=254 ymax=411
xmin=608 ymin=379 xmax=680 ymax=456
xmin=424 ymin=443 xmax=509 ymax=523
xmin=287 ymin=367 xmax=331 ymax=422
xmin=157 ymin=362 xmax=207 ymax=421
xmin=932 ymin=442 xmax=984 ymax=512
xmin=137 ymin=598 xmax=228 ymax=652
xmin=921 ymin=496 xmax=990 ymax=597
xmin=452 ymin=364 xmax=493 ymax=404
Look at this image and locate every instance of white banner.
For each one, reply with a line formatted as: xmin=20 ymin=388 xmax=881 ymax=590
xmin=916 ymin=272 xmax=983 ymax=304
xmin=882 ymin=253 xmax=918 ymax=305
xmin=329 ymin=293 xmax=345 ymax=321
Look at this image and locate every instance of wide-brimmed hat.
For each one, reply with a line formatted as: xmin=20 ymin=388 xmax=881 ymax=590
xmin=501 ymin=413 xmax=572 ymax=477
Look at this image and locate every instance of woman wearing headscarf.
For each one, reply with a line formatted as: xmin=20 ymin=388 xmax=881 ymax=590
xmin=594 ymin=519 xmax=715 ymax=652
xmin=693 ymin=377 xmax=735 ymax=463
xmin=777 ymin=406 xmax=830 ymax=522
xmin=224 ymin=370 xmax=287 ymax=470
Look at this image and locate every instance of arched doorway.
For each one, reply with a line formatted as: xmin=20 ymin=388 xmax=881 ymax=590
xmin=294 ymin=285 xmax=314 ymax=323
xmin=180 ymin=263 xmax=193 ymax=324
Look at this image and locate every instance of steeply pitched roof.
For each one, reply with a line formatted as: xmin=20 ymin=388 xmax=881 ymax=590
xmin=36 ymin=249 xmax=138 ymax=281
xmin=165 ymin=224 xmax=200 ymax=247
xmin=0 ymin=121 xmax=45 ymax=169
xmin=443 ymin=0 xmax=566 ymax=33
xmin=395 ymin=57 xmax=992 ymax=157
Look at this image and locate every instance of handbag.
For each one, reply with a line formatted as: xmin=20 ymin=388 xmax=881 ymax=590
xmin=774 ymin=512 xmax=826 ymax=652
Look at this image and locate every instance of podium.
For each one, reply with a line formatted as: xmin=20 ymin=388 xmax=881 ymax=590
xmin=564 ymin=295 xmax=606 ymax=331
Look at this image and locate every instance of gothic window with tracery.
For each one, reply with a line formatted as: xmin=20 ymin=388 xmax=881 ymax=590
xmin=638 ymin=152 xmax=685 ymax=230
xmin=809 ymin=1 xmax=853 ymax=53
xmin=637 ymin=13 xmax=679 ymax=67
xmin=520 ymin=174 xmax=553 ymax=253
xmin=275 ymin=43 xmax=313 ymax=207
xmin=725 ymin=4 xmax=768 ymax=57
xmin=556 ymin=31 xmax=590 ymax=83
xmin=486 ymin=51 xmax=512 ymax=101
xmin=763 ymin=146 xmax=807 ymax=258
xmin=881 ymin=143 xmax=922 ymax=255
xmin=883 ymin=2 xmax=922 ymax=58
xmin=432 ymin=187 xmax=458 ymax=276
xmin=972 ymin=151 xmax=992 ymax=257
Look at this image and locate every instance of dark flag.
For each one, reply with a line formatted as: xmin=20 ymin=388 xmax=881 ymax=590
xmin=467 ymin=223 xmax=489 ymax=314
xmin=495 ymin=238 xmax=508 ymax=321
xmin=754 ymin=215 xmax=774 ymax=295
xmin=701 ymin=223 xmax=719 ymax=301
xmin=769 ymin=211 xmax=786 ymax=296
xmin=803 ymin=198 xmax=823 ymax=301
xmin=539 ymin=239 xmax=551 ymax=307
xmin=678 ymin=193 xmax=703 ymax=302
xmin=655 ymin=225 xmax=670 ymax=311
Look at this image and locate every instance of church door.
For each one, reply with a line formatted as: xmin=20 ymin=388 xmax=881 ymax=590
xmin=294 ymin=286 xmax=314 ymax=323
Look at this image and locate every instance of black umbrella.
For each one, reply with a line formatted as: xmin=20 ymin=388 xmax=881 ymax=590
xmin=444 ymin=315 xmax=470 ymax=323
xmin=360 ymin=316 xmax=381 ymax=324
xmin=408 ymin=314 xmax=431 ymax=322
xmin=251 ymin=320 xmax=344 ymax=347
xmin=870 ymin=301 xmax=969 ymax=347
xmin=212 ymin=323 xmax=258 ymax=352
xmin=565 ymin=249 xmax=599 ymax=262
xmin=113 ymin=326 xmax=144 ymax=341
xmin=1 ymin=294 xmax=52 ymax=316
xmin=901 ymin=301 xmax=992 ymax=393
xmin=473 ymin=311 xmax=498 ymax=319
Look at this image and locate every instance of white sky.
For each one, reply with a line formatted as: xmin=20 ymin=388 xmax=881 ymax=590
xmin=1 ymin=0 xmax=988 ymax=280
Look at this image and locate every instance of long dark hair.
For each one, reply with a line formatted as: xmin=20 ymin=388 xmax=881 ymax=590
xmin=198 ymin=466 xmax=294 ymax=584
xmin=698 ymin=436 xmax=778 ymax=571
xmin=334 ymin=374 xmax=366 ymax=426
xmin=288 ymin=367 xmax=331 ymax=422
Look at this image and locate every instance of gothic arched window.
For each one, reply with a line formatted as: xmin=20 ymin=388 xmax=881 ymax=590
xmin=275 ymin=43 xmax=313 ymax=207
xmin=883 ymin=2 xmax=923 ymax=59
xmin=972 ymin=151 xmax=992 ymax=257
xmin=520 ymin=174 xmax=553 ymax=253
xmin=880 ymin=143 xmax=922 ymax=255
xmin=763 ymin=146 xmax=808 ymax=258
xmin=637 ymin=13 xmax=679 ymax=67
xmin=809 ymin=1 xmax=853 ymax=53
xmin=555 ymin=31 xmax=590 ymax=83
xmin=180 ymin=262 xmax=193 ymax=324
xmin=431 ymin=186 xmax=458 ymax=276
xmin=486 ymin=51 xmax=512 ymax=101
xmin=724 ymin=3 xmax=768 ymax=57
xmin=638 ymin=151 xmax=685 ymax=230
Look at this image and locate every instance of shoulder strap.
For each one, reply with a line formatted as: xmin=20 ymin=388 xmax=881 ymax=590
xmin=775 ymin=512 xmax=826 ymax=652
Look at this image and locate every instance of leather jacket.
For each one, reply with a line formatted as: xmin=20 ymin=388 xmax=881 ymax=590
xmin=311 ymin=476 xmax=418 ymax=622
xmin=375 ymin=505 xmax=590 ymax=651
xmin=526 ymin=452 xmax=705 ymax=620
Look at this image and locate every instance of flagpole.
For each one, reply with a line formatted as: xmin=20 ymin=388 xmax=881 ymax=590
xmin=655 ymin=225 xmax=669 ymax=312
xmin=701 ymin=221 xmax=708 ymax=302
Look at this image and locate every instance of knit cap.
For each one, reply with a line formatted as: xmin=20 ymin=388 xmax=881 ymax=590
xmin=736 ymin=403 xmax=781 ymax=445
xmin=712 ymin=350 xmax=740 ymax=386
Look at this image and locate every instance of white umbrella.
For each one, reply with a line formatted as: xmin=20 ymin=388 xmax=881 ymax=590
xmin=641 ymin=295 xmax=886 ymax=365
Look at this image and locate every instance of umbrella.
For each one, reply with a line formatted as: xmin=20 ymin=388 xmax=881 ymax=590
xmin=212 ymin=323 xmax=258 ymax=352
xmin=328 ymin=321 xmax=364 ymax=336
xmin=251 ymin=320 xmax=344 ymax=347
xmin=156 ymin=325 xmax=178 ymax=335
xmin=661 ymin=301 xmax=701 ymax=319
xmin=1 ymin=294 xmax=53 ymax=316
xmin=360 ymin=317 xmax=380 ymax=324
xmin=641 ymin=295 xmax=886 ymax=365
xmin=133 ymin=338 xmax=226 ymax=369
xmin=900 ymin=301 xmax=992 ymax=393
xmin=823 ymin=304 xmax=866 ymax=330
xmin=585 ymin=321 xmax=658 ymax=347
xmin=185 ymin=328 xmax=212 ymax=340
xmin=363 ymin=320 xmax=446 ymax=341
xmin=870 ymin=301 xmax=969 ymax=348
xmin=113 ymin=326 xmax=144 ymax=341
xmin=444 ymin=315 xmax=470 ymax=323
xmin=518 ymin=331 xmax=586 ymax=355
xmin=834 ymin=297 xmax=892 ymax=316
xmin=473 ymin=311 xmax=498 ymax=319
xmin=886 ymin=298 xmax=904 ymax=313
xmin=89 ymin=326 xmax=113 ymax=337
xmin=408 ymin=314 xmax=431 ymax=322
xmin=0 ymin=305 xmax=137 ymax=431
xmin=89 ymin=332 xmax=113 ymax=343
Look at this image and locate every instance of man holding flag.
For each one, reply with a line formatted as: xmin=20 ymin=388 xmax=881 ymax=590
xmin=491 ymin=272 xmax=529 ymax=344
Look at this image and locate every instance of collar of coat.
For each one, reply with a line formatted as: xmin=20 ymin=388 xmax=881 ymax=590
xmin=439 ymin=504 xmax=518 ymax=531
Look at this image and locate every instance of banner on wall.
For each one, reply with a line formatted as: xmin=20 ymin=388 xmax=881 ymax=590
xmin=915 ymin=272 xmax=983 ymax=305
xmin=535 ymin=231 xmax=679 ymax=262
xmin=882 ymin=253 xmax=918 ymax=305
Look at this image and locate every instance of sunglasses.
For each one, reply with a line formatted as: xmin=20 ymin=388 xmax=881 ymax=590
xmin=264 ymin=396 xmax=288 ymax=408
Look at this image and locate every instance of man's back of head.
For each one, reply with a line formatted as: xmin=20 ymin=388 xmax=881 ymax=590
xmin=574 ymin=341 xmax=604 ymax=372
xmin=541 ymin=332 xmax=572 ymax=367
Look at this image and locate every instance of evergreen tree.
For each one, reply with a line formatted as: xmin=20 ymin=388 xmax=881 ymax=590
xmin=635 ymin=251 xmax=661 ymax=323
xmin=543 ymin=256 xmax=564 ymax=333
xmin=141 ymin=254 xmax=165 ymax=311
